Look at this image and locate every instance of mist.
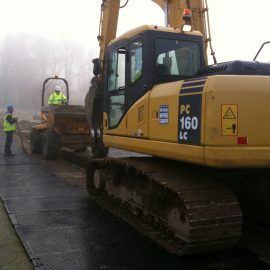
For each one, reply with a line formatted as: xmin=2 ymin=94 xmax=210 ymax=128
xmin=0 ymin=0 xmax=164 ymax=117
xmin=1 ymin=0 xmax=270 ymax=117
xmin=0 ymin=33 xmax=96 ymax=114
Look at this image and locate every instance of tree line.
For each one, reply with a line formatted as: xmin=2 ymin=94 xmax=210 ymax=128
xmin=0 ymin=32 xmax=96 ymax=112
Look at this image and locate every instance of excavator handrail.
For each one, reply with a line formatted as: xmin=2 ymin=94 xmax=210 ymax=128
xmin=253 ymin=41 xmax=270 ymax=61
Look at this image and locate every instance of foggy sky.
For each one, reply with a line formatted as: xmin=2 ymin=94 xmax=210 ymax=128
xmin=0 ymin=0 xmax=270 ymax=111
xmin=1 ymin=0 xmax=269 ymax=61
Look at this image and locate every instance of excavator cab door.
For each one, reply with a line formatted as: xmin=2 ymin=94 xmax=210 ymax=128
xmin=104 ymin=30 xmax=205 ymax=135
xmin=104 ymin=35 xmax=150 ymax=132
xmin=105 ymin=41 xmax=127 ymax=130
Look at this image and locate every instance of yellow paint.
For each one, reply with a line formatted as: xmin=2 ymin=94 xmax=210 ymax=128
xmin=221 ymin=104 xmax=238 ymax=136
xmin=32 ymin=123 xmax=49 ymax=130
xmin=204 ymin=75 xmax=270 ymax=147
xmin=104 ymin=134 xmax=204 ymax=165
xmin=127 ymin=96 xmax=149 ymax=138
xmin=103 ymin=74 xmax=270 ymax=168
xmin=104 ymin=134 xmax=270 ymax=168
xmin=149 ymin=82 xmax=182 ymax=142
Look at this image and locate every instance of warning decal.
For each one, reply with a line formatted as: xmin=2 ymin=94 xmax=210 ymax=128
xmin=223 ymin=107 xmax=236 ymax=119
xmin=221 ymin=104 xmax=238 ymax=136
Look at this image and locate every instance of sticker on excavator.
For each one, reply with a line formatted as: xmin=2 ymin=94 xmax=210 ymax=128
xmin=178 ymin=78 xmax=205 ymax=145
xmin=221 ymin=104 xmax=238 ymax=136
xmin=159 ymin=105 xmax=169 ymax=124
xmin=178 ymin=94 xmax=202 ymax=145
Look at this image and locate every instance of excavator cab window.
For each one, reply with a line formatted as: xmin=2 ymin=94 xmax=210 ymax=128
xmin=130 ymin=40 xmax=143 ymax=84
xmin=107 ymin=46 xmax=126 ymax=128
xmin=155 ymin=39 xmax=201 ymax=78
xmin=108 ymin=47 xmax=126 ymax=91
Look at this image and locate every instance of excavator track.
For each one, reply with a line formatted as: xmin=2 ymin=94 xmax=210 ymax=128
xmin=86 ymin=156 xmax=242 ymax=255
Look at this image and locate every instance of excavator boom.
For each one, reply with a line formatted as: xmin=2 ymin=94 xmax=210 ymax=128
xmin=152 ymin=0 xmax=206 ymax=32
xmin=98 ymin=0 xmax=121 ymax=65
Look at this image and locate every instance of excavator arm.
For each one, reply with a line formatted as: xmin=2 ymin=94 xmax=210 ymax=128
xmin=152 ymin=0 xmax=214 ymax=62
xmin=97 ymin=0 xmax=121 ymax=65
xmin=152 ymin=0 xmax=206 ymax=32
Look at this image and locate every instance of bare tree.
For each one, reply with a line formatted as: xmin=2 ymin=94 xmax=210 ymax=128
xmin=0 ymin=33 xmax=94 ymax=111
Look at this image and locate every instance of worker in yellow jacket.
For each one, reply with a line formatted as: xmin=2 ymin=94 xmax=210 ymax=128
xmin=48 ymin=85 xmax=68 ymax=105
xmin=3 ymin=105 xmax=17 ymax=156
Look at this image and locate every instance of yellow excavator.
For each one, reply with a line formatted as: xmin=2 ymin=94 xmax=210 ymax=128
xmin=85 ymin=0 xmax=270 ymax=255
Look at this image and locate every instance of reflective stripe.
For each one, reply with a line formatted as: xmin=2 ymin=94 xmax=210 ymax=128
xmin=4 ymin=113 xmax=16 ymax=131
xmin=48 ymin=92 xmax=67 ymax=104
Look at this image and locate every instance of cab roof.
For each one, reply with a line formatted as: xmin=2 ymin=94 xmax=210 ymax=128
xmin=110 ymin=24 xmax=203 ymax=46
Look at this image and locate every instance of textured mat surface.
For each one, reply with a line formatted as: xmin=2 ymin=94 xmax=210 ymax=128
xmin=5 ymin=197 xmax=92 ymax=214
xmin=0 ymin=132 xmax=270 ymax=270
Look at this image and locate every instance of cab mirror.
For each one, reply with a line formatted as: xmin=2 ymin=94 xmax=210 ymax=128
xmin=93 ymin=58 xmax=101 ymax=76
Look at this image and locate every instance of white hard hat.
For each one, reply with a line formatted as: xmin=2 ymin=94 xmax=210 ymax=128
xmin=55 ymin=85 xmax=61 ymax=91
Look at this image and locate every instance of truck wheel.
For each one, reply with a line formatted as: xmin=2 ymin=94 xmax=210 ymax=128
xmin=30 ymin=128 xmax=42 ymax=154
xmin=42 ymin=130 xmax=60 ymax=160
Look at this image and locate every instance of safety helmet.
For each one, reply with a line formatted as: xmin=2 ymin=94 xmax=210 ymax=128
xmin=55 ymin=85 xmax=61 ymax=92
xmin=7 ymin=105 xmax=13 ymax=112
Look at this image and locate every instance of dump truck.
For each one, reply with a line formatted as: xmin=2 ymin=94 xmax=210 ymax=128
xmin=30 ymin=76 xmax=91 ymax=159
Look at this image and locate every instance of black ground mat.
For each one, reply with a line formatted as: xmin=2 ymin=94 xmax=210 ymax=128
xmin=0 ymin=185 xmax=87 ymax=200
xmin=15 ymin=219 xmax=270 ymax=270
xmin=0 ymin=134 xmax=270 ymax=269
xmin=5 ymin=196 xmax=92 ymax=214
xmin=0 ymin=176 xmax=66 ymax=188
xmin=10 ymin=208 xmax=98 ymax=228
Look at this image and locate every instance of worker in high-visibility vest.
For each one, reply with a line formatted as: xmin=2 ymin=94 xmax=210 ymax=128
xmin=3 ymin=105 xmax=17 ymax=156
xmin=48 ymin=85 xmax=68 ymax=105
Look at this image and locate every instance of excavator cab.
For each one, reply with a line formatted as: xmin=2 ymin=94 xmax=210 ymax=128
xmin=102 ymin=26 xmax=205 ymax=132
xmin=87 ymin=26 xmax=205 ymax=157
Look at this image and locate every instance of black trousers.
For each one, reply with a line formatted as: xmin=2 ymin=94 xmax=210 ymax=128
xmin=5 ymin=131 xmax=14 ymax=155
